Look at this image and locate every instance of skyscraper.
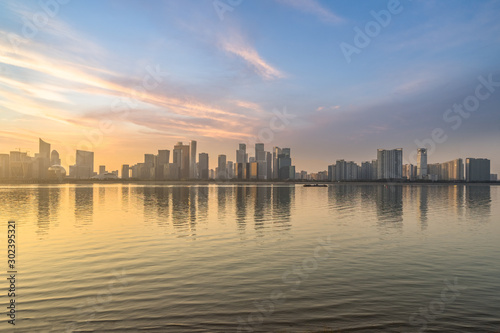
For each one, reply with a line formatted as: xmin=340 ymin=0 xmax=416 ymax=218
xmin=190 ymin=140 xmax=197 ymax=179
xmin=0 ymin=154 xmax=10 ymax=179
xmin=69 ymin=150 xmax=94 ymax=179
xmin=466 ymin=158 xmax=490 ymax=182
xmin=217 ymin=155 xmax=227 ymax=179
xmin=255 ymin=143 xmax=266 ymax=161
xmin=199 ymin=153 xmax=209 ymax=180
xmin=417 ymin=148 xmax=428 ymax=179
xmin=173 ymin=142 xmax=190 ymax=179
xmin=273 ymin=147 xmax=281 ymax=179
xmin=277 ymin=148 xmax=294 ymax=180
xmin=156 ymin=150 xmax=170 ymax=180
xmin=121 ymin=165 xmax=130 ymax=179
xmin=377 ymin=148 xmax=403 ymax=180
xmin=38 ymin=138 xmax=51 ymax=179
xmin=236 ymin=143 xmax=247 ymax=164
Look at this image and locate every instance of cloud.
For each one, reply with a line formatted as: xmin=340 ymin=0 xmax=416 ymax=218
xmin=275 ymin=0 xmax=343 ymax=24
xmin=316 ymin=105 xmax=340 ymax=112
xmin=219 ymin=32 xmax=286 ymax=80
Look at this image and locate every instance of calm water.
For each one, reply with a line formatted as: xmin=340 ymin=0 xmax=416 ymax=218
xmin=0 ymin=184 xmax=499 ymax=332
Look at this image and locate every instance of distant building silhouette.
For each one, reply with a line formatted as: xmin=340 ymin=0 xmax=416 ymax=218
xmin=466 ymin=158 xmax=490 ymax=182
xmin=377 ymin=148 xmax=403 ymax=180
xmin=417 ymin=148 xmax=427 ymax=179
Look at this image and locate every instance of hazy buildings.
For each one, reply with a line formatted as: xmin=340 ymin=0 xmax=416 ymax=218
xmin=403 ymin=164 xmax=417 ymax=181
xmin=272 ymin=147 xmax=281 ymax=179
xmin=173 ymin=142 xmax=190 ymax=179
xmin=277 ymin=148 xmax=295 ymax=180
xmin=0 ymin=154 xmax=9 ymax=179
xmin=377 ymin=148 xmax=403 ymax=180
xmin=156 ymin=150 xmax=170 ymax=180
xmin=441 ymin=158 xmax=464 ymax=181
xmin=199 ymin=153 xmax=209 ymax=180
xmin=466 ymin=158 xmax=490 ymax=182
xmin=218 ymin=154 xmax=227 ymax=179
xmin=69 ymin=150 xmax=94 ymax=179
xmin=51 ymin=150 xmax=61 ymax=166
xmin=121 ymin=165 xmax=130 ymax=179
xmin=417 ymin=148 xmax=428 ymax=179
xmin=38 ymin=138 xmax=51 ymax=179
xmin=190 ymin=140 xmax=197 ymax=179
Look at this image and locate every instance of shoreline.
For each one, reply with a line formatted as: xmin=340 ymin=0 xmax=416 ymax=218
xmin=0 ymin=180 xmax=498 ymax=186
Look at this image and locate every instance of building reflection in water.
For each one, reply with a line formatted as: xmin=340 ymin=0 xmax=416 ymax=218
xmin=375 ymin=185 xmax=403 ymax=231
xmin=254 ymin=186 xmax=272 ymax=235
xmin=36 ymin=187 xmax=61 ymax=237
xmin=235 ymin=186 xmax=249 ymax=234
xmin=418 ymin=186 xmax=428 ymax=231
xmin=218 ymin=186 xmax=229 ymax=219
xmin=271 ymin=185 xmax=293 ymax=232
xmin=197 ymin=186 xmax=209 ymax=223
xmin=121 ymin=185 xmax=130 ymax=212
xmin=465 ymin=185 xmax=491 ymax=222
xmin=171 ymin=186 xmax=194 ymax=237
xmin=74 ymin=186 xmax=93 ymax=226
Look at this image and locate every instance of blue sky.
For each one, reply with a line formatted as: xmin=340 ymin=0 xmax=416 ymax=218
xmin=0 ymin=0 xmax=499 ymax=173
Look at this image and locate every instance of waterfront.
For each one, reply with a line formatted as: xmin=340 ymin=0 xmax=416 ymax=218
xmin=0 ymin=184 xmax=498 ymax=332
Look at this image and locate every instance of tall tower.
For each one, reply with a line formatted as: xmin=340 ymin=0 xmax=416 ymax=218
xmin=417 ymin=148 xmax=428 ymax=179
xmin=173 ymin=142 xmax=190 ymax=179
xmin=190 ymin=140 xmax=197 ymax=179
xmin=198 ymin=153 xmax=209 ymax=180
xmin=218 ymin=155 xmax=227 ymax=179
xmin=273 ymin=147 xmax=281 ymax=179
xmin=39 ymin=138 xmax=51 ymax=179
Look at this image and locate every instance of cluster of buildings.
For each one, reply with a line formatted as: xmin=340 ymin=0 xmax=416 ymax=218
xmin=320 ymin=148 xmax=495 ymax=182
xmin=0 ymin=139 xmax=66 ymax=181
xmin=0 ymin=139 xmax=497 ymax=183
xmin=124 ymin=141 xmax=296 ymax=181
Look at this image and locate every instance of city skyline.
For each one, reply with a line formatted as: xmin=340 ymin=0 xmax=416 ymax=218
xmin=0 ymin=136 xmax=496 ymax=182
xmin=1 ymin=1 xmax=500 ymax=173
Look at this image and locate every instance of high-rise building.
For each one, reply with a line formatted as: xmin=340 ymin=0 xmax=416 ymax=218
xmin=190 ymin=140 xmax=197 ymax=179
xmin=328 ymin=164 xmax=336 ymax=181
xmin=236 ymin=144 xmax=247 ymax=164
xmin=121 ymin=165 xmax=130 ymax=179
xmin=255 ymin=143 xmax=266 ymax=161
xmin=440 ymin=158 xmax=464 ymax=181
xmin=466 ymin=158 xmax=490 ymax=182
xmin=0 ymin=154 xmax=10 ymax=179
xmin=218 ymin=155 xmax=227 ymax=179
xmin=51 ymin=150 xmax=61 ymax=166
xmin=156 ymin=150 xmax=170 ymax=180
xmin=173 ymin=142 xmax=190 ymax=179
xmin=377 ymin=148 xmax=403 ymax=180
xmin=227 ymin=161 xmax=234 ymax=179
xmin=9 ymin=151 xmax=32 ymax=179
xmin=277 ymin=148 xmax=294 ymax=180
xmin=198 ymin=153 xmax=209 ymax=180
xmin=335 ymin=159 xmax=346 ymax=181
xmin=361 ymin=162 xmax=373 ymax=180
xmin=417 ymin=148 xmax=428 ymax=179
xmin=38 ymin=138 xmax=51 ymax=179
xmin=403 ymin=164 xmax=416 ymax=181
xmin=69 ymin=150 xmax=94 ymax=179
xmin=99 ymin=165 xmax=106 ymax=175
xmin=272 ymin=147 xmax=281 ymax=179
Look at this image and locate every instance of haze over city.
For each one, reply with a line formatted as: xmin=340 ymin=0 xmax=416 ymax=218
xmin=1 ymin=0 xmax=500 ymax=173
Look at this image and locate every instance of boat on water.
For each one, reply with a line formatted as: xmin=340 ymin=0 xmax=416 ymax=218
xmin=303 ymin=184 xmax=328 ymax=187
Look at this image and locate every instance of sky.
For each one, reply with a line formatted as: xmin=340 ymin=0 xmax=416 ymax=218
xmin=0 ymin=0 xmax=499 ymax=173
